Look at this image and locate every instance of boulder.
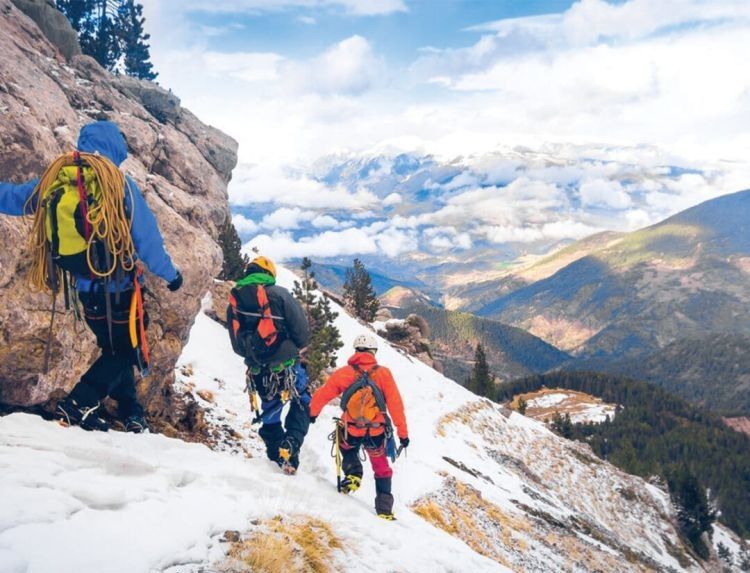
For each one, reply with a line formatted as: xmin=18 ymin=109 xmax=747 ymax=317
xmin=0 ymin=0 xmax=239 ymax=439
xmin=10 ymin=0 xmax=81 ymax=60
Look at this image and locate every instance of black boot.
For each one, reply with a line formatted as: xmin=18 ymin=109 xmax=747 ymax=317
xmin=259 ymin=422 xmax=285 ymax=463
xmin=278 ymin=436 xmax=300 ymax=474
xmin=56 ymin=398 xmax=109 ymax=432
xmin=375 ymin=477 xmax=395 ymax=520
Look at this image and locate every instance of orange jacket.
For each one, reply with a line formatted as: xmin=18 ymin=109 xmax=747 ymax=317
xmin=310 ymin=352 xmax=408 ymax=439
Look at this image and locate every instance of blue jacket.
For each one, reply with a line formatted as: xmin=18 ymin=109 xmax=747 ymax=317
xmin=0 ymin=121 xmax=178 ymax=291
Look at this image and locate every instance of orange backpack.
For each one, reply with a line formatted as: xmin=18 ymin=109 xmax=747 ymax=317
xmin=340 ymin=366 xmax=390 ymax=430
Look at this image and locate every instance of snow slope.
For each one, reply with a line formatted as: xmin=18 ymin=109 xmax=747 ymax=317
xmin=0 ymin=267 xmax=736 ymax=572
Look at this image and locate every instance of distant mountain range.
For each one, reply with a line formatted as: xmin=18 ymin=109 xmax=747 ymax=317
xmin=302 ymin=261 xmax=443 ymax=301
xmin=311 ymin=189 xmax=750 ymax=417
xmin=472 ymin=189 xmax=750 ymax=358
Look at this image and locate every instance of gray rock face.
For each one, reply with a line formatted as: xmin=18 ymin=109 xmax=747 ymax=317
xmin=114 ymin=76 xmax=182 ymax=124
xmin=0 ymin=0 xmax=239 ymax=437
xmin=10 ymin=0 xmax=81 ymax=60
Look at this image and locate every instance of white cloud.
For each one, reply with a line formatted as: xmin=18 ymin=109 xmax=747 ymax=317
xmin=202 ymin=52 xmax=283 ymax=82
xmin=383 ymin=192 xmax=402 ymax=206
xmin=230 ymin=164 xmax=378 ymax=210
xmin=232 ymin=214 xmax=259 ymax=235
xmin=260 ymin=207 xmax=312 ymax=230
xmin=624 ymin=208 xmax=654 ymax=230
xmin=244 ymin=224 xmax=416 ymax=260
xmin=481 ymin=220 xmax=601 ymax=244
xmin=427 ymin=228 xmax=472 ymax=251
xmin=440 ymin=171 xmax=480 ymax=192
xmin=376 ymin=227 xmax=418 ymax=257
xmin=287 ymin=35 xmax=386 ymax=95
xmin=579 ymin=179 xmax=632 ymax=209
xmin=145 ymin=0 xmax=750 ymax=261
xmin=311 ymin=214 xmax=340 ymax=228
xmin=245 ymin=228 xmax=375 ymax=260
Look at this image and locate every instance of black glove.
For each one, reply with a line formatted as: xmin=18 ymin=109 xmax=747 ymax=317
xmin=309 ymin=415 xmax=317 ymax=424
xmin=168 ymin=270 xmax=183 ymax=292
xmin=399 ymin=437 xmax=410 ymax=449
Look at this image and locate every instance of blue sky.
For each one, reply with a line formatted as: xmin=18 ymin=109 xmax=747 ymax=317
xmin=189 ymin=1 xmax=579 ymax=62
xmin=144 ymin=0 xmax=750 ymax=262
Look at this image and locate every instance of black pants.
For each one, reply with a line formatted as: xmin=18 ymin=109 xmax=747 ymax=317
xmin=256 ymin=363 xmax=311 ymax=465
xmin=67 ymin=288 xmax=145 ymax=419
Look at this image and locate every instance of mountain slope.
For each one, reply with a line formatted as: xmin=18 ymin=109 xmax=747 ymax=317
xmin=445 ymin=231 xmax=624 ymax=312
xmin=571 ymin=334 xmax=750 ymax=416
xmin=475 ymin=189 xmax=750 ymax=358
xmin=383 ymin=290 xmax=570 ymax=383
xmin=1 ymin=267 xmax=735 ymax=572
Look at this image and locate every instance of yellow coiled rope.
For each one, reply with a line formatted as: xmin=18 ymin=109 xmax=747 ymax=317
xmin=24 ymin=152 xmax=136 ymax=293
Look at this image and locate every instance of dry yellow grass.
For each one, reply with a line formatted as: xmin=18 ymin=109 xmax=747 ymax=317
xmin=411 ymin=478 xmax=527 ymax=568
xmin=220 ymin=515 xmax=342 ymax=573
xmin=411 ymin=477 xmax=647 ymax=572
xmin=436 ymin=400 xmax=494 ymax=437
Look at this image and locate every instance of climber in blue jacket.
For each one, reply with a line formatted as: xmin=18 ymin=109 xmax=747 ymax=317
xmin=0 ymin=121 xmax=183 ymax=433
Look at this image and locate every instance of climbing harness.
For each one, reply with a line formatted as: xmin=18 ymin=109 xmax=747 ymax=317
xmin=244 ymin=359 xmax=300 ymax=424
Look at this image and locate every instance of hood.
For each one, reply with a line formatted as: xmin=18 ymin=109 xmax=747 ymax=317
xmin=348 ymin=352 xmax=378 ymax=370
xmin=77 ymin=121 xmax=128 ymax=166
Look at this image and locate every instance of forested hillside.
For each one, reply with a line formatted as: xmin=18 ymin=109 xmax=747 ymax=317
xmin=498 ymin=372 xmax=750 ymax=538
xmin=570 ymin=334 xmax=750 ymax=416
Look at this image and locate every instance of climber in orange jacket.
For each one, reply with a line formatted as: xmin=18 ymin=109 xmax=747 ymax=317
xmin=310 ymin=333 xmax=409 ymax=520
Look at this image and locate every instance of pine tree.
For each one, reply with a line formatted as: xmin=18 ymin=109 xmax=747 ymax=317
xmin=292 ymin=258 xmax=343 ymax=390
xmin=550 ymin=411 xmax=574 ymax=439
xmin=717 ymin=542 xmax=732 ymax=565
xmin=58 ymin=0 xmax=158 ymax=79
xmin=342 ymin=258 xmax=380 ymax=322
xmin=469 ymin=343 xmax=493 ymax=398
xmin=84 ymin=0 xmax=121 ymax=70
xmin=218 ymin=218 xmax=249 ymax=281
xmin=667 ymin=466 xmax=716 ymax=560
xmin=117 ymin=0 xmax=157 ymax=80
xmin=517 ymin=397 xmax=528 ymax=415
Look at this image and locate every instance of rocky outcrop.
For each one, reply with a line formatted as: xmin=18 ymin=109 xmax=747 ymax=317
xmin=10 ymin=0 xmax=81 ymax=60
xmin=378 ymin=314 xmax=442 ymax=372
xmin=0 ymin=0 xmax=238 ymax=438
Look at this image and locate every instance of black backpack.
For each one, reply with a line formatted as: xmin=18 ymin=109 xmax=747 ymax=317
xmin=227 ymin=284 xmax=286 ymax=364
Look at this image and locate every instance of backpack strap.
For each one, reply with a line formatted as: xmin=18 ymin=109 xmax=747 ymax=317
xmin=255 ymin=284 xmax=278 ymax=346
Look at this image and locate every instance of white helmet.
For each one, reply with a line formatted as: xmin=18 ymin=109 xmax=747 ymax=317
xmin=353 ymin=333 xmax=378 ymax=351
